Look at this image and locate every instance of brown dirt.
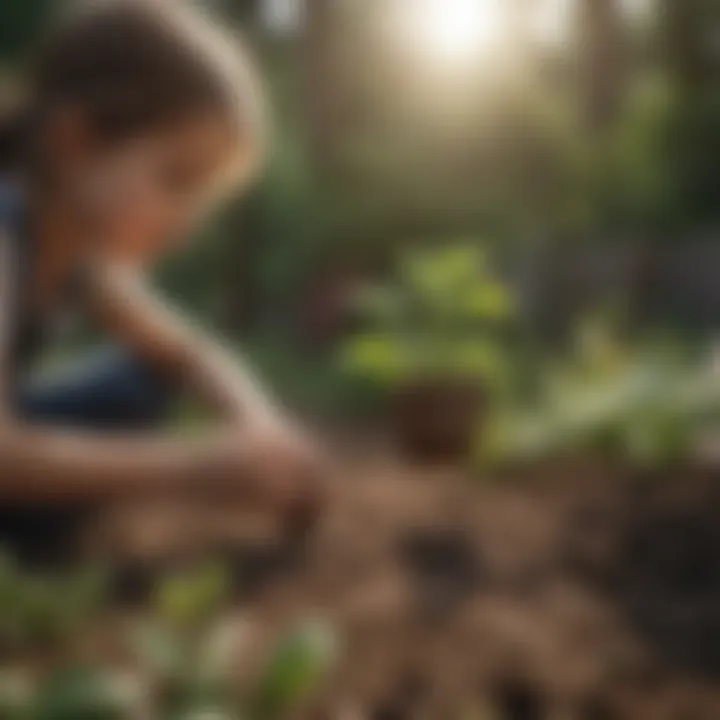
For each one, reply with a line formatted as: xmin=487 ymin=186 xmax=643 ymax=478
xmin=94 ymin=449 xmax=720 ymax=720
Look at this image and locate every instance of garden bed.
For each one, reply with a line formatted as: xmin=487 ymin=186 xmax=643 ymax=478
xmin=81 ymin=447 xmax=720 ymax=719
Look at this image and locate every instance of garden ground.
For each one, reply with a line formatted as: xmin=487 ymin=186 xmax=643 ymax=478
xmin=93 ymin=440 xmax=720 ymax=720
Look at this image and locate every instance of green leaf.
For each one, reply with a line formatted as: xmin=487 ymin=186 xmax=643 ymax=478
xmin=341 ymin=334 xmax=407 ymax=383
xmin=249 ymin=620 xmax=336 ymax=720
xmin=402 ymin=245 xmax=485 ymax=299
xmin=450 ymin=340 xmax=503 ymax=380
xmin=155 ymin=562 xmax=231 ymax=629
xmin=463 ymin=283 xmax=515 ymax=319
xmin=29 ymin=667 xmax=138 ymax=720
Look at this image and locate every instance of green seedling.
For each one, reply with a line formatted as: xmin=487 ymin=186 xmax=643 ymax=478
xmin=249 ymin=619 xmax=336 ymax=720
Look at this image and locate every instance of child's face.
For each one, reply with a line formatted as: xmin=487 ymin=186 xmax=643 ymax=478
xmin=56 ymin=113 xmax=254 ymax=266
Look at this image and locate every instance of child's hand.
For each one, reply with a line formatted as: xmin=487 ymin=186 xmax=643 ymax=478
xmin=247 ymin=421 xmax=331 ymax=534
xmin=211 ymin=421 xmax=330 ymax=533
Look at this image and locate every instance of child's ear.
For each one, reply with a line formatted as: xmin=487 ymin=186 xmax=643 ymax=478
xmin=42 ymin=103 xmax=98 ymax=173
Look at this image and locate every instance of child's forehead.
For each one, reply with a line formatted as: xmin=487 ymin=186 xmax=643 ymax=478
xmin=142 ymin=114 xmax=239 ymax=151
xmin=124 ymin=114 xmax=257 ymax=187
xmin=117 ymin=114 xmax=242 ymax=171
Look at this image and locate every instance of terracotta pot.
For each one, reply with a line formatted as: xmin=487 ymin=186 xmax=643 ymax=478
xmin=390 ymin=379 xmax=485 ymax=463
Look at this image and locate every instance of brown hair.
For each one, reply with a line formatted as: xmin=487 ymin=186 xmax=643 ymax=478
xmin=0 ymin=0 xmax=265 ymax=172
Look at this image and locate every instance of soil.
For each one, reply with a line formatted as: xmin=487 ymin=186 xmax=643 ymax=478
xmin=86 ymin=448 xmax=720 ymax=718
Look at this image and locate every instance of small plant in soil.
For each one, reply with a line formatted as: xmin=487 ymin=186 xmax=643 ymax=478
xmin=342 ymin=243 xmax=516 ymax=460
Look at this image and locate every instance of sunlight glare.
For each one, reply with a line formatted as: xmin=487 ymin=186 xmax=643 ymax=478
xmin=532 ymin=0 xmax=573 ymax=48
xmin=410 ymin=0 xmax=504 ymax=61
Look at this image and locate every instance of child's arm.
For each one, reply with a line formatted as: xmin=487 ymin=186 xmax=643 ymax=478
xmin=0 ymin=239 xmax=319 ymax=513
xmin=85 ymin=263 xmax=327 ymax=524
xmin=87 ymin=262 xmax=287 ymax=429
xmin=0 ymin=425 xmax=238 ymax=501
xmin=0 ymin=235 xmax=221 ymax=499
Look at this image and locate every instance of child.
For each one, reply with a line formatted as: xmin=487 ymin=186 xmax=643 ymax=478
xmin=0 ymin=0 xmax=325 ymax=564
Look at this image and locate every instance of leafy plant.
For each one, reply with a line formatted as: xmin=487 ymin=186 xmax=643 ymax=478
xmin=342 ymin=244 xmax=516 ymax=389
xmin=481 ymin=313 xmax=720 ymax=468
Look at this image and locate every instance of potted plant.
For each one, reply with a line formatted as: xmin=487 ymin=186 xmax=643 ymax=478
xmin=343 ymin=244 xmax=516 ymax=462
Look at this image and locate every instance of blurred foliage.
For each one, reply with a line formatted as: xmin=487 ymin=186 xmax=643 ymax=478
xmin=342 ymin=244 xmax=516 ymax=389
xmin=0 ymin=555 xmax=336 ymax=720
xmin=0 ymin=553 xmax=108 ymax=651
xmin=248 ymin=620 xmax=336 ymax=720
xmin=132 ymin=562 xmax=335 ymax=719
xmin=23 ymin=667 xmax=140 ymax=720
xmin=481 ymin=311 xmax=720 ymax=468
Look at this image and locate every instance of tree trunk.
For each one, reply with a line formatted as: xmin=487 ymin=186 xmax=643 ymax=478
xmin=577 ymin=0 xmax=626 ymax=130
xmin=663 ymin=0 xmax=716 ymax=92
xmin=304 ymin=0 xmax=341 ymax=168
